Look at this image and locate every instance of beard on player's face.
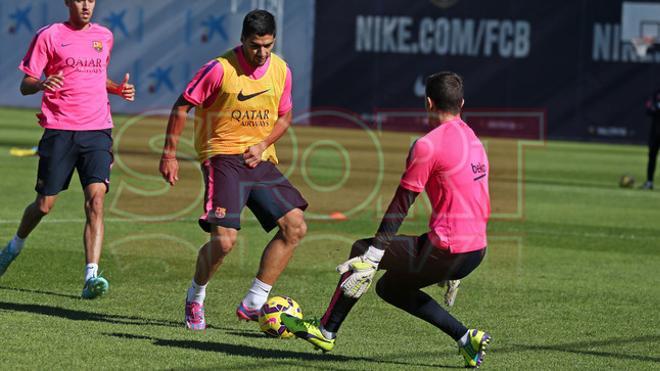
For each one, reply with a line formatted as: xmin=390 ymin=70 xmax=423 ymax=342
xmin=242 ymin=34 xmax=275 ymax=67
xmin=66 ymin=0 xmax=95 ymax=26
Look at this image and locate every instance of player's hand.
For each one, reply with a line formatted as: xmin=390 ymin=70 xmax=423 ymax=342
xmin=159 ymin=155 xmax=179 ymax=186
xmin=336 ymin=245 xmax=385 ymax=299
xmin=40 ymin=71 xmax=64 ymax=92
xmin=119 ymin=73 xmax=135 ymax=101
xmin=243 ymin=142 xmax=267 ymax=168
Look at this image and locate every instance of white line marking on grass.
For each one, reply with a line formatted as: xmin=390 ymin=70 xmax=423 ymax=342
xmin=1 ymin=218 xmax=655 ymax=242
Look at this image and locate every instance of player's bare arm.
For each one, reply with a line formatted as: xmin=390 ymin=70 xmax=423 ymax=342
xmin=159 ymin=94 xmax=195 ymax=185
xmin=20 ymin=73 xmax=63 ymax=95
xmin=243 ymin=109 xmax=292 ymax=168
xmin=106 ymin=73 xmax=135 ymax=101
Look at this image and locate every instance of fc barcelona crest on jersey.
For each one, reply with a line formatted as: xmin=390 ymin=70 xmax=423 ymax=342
xmin=92 ymin=41 xmax=103 ymax=52
xmin=214 ymin=207 xmax=226 ymax=219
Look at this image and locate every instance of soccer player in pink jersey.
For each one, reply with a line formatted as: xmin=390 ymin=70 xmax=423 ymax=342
xmin=0 ymin=0 xmax=135 ymax=299
xmin=282 ymin=72 xmax=492 ymax=368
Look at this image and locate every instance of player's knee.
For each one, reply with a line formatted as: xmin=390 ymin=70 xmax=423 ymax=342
xmin=375 ymin=278 xmax=404 ymax=304
xmin=85 ymin=196 xmax=104 ymax=215
xmin=35 ymin=197 xmax=55 ymax=215
xmin=214 ymin=237 xmax=236 ymax=256
xmin=36 ymin=203 xmax=52 ymax=216
xmin=210 ymin=230 xmax=237 ymax=256
xmin=282 ymin=223 xmax=306 ymax=246
xmin=280 ymin=209 xmax=306 ymax=245
xmin=291 ymin=219 xmax=307 ymax=242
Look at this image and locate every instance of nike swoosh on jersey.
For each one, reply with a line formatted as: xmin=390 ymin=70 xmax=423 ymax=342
xmin=237 ymin=89 xmax=270 ymax=101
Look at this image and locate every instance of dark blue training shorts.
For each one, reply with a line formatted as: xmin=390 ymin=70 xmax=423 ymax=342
xmin=36 ymin=129 xmax=113 ymax=196
xmin=199 ymin=154 xmax=308 ymax=233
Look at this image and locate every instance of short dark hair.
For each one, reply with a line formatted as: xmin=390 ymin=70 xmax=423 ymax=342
xmin=242 ymin=9 xmax=276 ymax=39
xmin=425 ymin=71 xmax=464 ymax=114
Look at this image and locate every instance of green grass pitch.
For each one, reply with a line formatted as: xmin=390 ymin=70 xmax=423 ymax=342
xmin=0 ymin=107 xmax=658 ymax=369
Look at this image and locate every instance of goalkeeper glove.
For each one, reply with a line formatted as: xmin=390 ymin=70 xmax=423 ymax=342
xmin=336 ymin=245 xmax=384 ymax=299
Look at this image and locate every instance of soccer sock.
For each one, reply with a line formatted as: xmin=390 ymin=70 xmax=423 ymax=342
xmin=320 ymin=272 xmax=358 ymax=334
xmin=376 ymin=279 xmax=468 ymax=341
xmin=187 ymin=279 xmax=207 ymax=304
xmin=320 ymin=325 xmax=336 ymax=340
xmin=241 ymin=278 xmax=272 ymax=309
xmin=458 ymin=330 xmax=470 ymax=346
xmin=84 ymin=263 xmax=98 ymax=282
xmin=7 ymin=235 xmax=25 ymax=254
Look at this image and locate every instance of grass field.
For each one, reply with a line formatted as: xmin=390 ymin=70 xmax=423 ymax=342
xmin=0 ymin=106 xmax=659 ymax=370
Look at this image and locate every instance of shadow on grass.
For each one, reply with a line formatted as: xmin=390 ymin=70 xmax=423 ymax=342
xmin=222 ymin=330 xmax=271 ymax=339
xmin=104 ymin=332 xmax=461 ymax=369
xmin=0 ymin=301 xmax=252 ymax=333
xmin=0 ymin=299 xmax=462 ymax=368
xmin=497 ymin=335 xmax=660 ymax=363
xmin=0 ymin=285 xmax=80 ymax=299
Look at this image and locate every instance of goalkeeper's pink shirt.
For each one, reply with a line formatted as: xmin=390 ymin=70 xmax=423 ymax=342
xmin=19 ymin=22 xmax=114 ymax=131
xmin=400 ymin=117 xmax=490 ymax=254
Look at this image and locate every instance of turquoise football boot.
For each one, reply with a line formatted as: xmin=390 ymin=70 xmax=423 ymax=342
xmin=81 ymin=275 xmax=109 ymax=299
xmin=0 ymin=242 xmax=19 ymax=277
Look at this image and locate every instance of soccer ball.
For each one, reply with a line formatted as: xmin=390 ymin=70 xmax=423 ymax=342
xmin=258 ymin=295 xmax=303 ymax=338
xmin=619 ymin=174 xmax=635 ymax=188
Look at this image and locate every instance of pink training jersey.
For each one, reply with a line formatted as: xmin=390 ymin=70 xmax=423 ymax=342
xmin=400 ymin=118 xmax=490 ymax=253
xmin=183 ymin=46 xmax=292 ymax=115
xmin=19 ymin=22 xmax=114 ymax=131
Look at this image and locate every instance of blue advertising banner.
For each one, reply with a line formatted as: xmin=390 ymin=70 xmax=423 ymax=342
xmin=312 ymin=0 xmax=660 ymax=142
xmin=0 ymin=0 xmax=314 ymax=115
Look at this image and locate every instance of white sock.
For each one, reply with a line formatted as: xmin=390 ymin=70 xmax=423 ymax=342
xmin=7 ymin=235 xmax=25 ymax=254
xmin=241 ymin=278 xmax=272 ymax=309
xmin=84 ymin=263 xmax=98 ymax=282
xmin=187 ymin=279 xmax=207 ymax=304
xmin=320 ymin=325 xmax=336 ymax=340
xmin=458 ymin=330 xmax=470 ymax=346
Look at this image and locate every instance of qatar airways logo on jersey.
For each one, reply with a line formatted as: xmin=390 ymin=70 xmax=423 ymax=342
xmin=231 ymin=109 xmax=271 ymax=127
xmin=64 ymin=57 xmax=105 ymax=73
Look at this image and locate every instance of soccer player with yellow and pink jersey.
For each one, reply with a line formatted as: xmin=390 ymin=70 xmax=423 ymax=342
xmin=159 ymin=10 xmax=307 ymax=331
xmin=282 ymin=72 xmax=493 ymax=368
xmin=0 ymin=0 xmax=135 ymax=299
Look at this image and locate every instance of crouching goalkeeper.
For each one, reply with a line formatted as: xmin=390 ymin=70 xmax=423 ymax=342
xmin=282 ymin=72 xmax=492 ymax=368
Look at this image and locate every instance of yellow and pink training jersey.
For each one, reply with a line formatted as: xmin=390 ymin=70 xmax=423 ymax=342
xmin=183 ymin=46 xmax=292 ymax=163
